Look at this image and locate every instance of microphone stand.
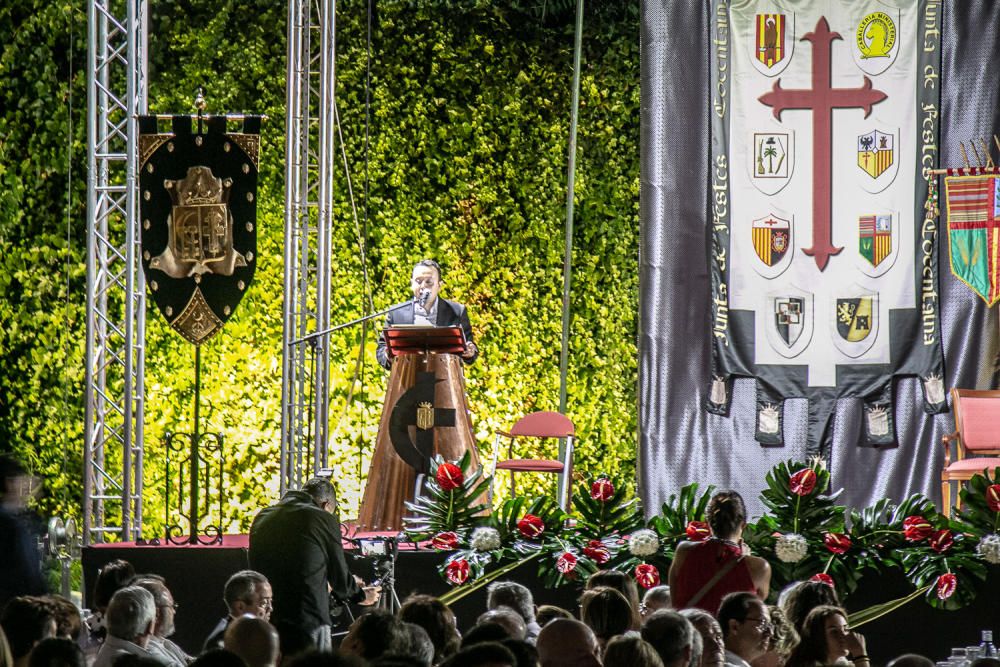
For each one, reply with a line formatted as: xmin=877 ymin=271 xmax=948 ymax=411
xmin=288 ymin=299 xmax=419 ymax=348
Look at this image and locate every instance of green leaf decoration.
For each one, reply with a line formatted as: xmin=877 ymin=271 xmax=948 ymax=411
xmin=648 ymin=482 xmax=714 ymax=560
xmin=403 ymin=452 xmax=492 ymax=540
xmin=572 ymin=475 xmax=645 ymax=540
xmin=954 ymin=467 xmax=1000 ymax=535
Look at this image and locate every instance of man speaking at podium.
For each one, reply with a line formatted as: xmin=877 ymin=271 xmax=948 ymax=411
xmin=375 ymin=259 xmax=478 ymax=369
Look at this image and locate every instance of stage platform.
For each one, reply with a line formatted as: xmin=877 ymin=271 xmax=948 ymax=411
xmin=83 ymin=533 xmax=1000 ymax=664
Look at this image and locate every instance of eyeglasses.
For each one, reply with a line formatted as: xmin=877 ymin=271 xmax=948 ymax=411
xmin=159 ymin=603 xmax=179 ymax=611
xmin=742 ymin=617 xmax=773 ymax=633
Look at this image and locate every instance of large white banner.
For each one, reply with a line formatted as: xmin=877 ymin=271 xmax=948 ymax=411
xmin=707 ymin=0 xmax=946 ymax=449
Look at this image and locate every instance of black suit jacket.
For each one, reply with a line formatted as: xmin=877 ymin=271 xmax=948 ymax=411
xmin=248 ymin=491 xmax=361 ymax=637
xmin=375 ymin=297 xmax=477 ymax=369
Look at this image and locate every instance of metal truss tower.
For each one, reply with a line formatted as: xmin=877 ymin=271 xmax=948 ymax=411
xmin=83 ymin=0 xmax=148 ymax=544
xmin=280 ymin=0 xmax=338 ymax=493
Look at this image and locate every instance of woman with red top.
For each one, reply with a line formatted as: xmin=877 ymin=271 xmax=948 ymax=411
xmin=668 ymin=491 xmax=771 ymax=614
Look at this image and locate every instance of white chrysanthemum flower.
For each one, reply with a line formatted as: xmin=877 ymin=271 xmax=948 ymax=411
xmin=470 ymin=527 xmax=502 ymax=552
xmin=629 ymin=529 xmax=661 ymax=557
xmin=977 ymin=533 xmax=1000 ymax=565
xmin=775 ymin=532 xmax=809 ymax=563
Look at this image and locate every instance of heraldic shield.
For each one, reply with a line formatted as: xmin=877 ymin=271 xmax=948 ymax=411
xmin=138 ymin=115 xmax=261 ymax=345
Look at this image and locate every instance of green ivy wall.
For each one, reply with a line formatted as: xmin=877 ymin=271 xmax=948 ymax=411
xmin=0 ymin=1 xmax=640 ymax=536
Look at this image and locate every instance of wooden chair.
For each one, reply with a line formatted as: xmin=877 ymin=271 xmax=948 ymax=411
xmin=489 ymin=411 xmax=575 ymax=511
xmin=941 ymin=388 xmax=1000 ymax=513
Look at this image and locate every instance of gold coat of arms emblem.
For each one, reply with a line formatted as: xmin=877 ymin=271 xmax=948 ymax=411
xmin=138 ymin=115 xmax=261 ymax=345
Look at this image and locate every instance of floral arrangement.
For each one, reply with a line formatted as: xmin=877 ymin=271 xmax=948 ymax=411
xmin=404 ymin=456 xmax=1000 ymax=613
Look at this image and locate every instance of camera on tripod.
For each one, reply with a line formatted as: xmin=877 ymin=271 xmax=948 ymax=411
xmin=357 ymin=536 xmax=400 ymax=612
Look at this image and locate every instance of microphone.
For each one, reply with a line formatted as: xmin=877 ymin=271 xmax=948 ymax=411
xmin=418 ymin=289 xmax=431 ymax=307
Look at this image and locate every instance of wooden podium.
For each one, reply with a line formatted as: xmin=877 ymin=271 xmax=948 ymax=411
xmin=357 ymin=326 xmax=480 ymax=532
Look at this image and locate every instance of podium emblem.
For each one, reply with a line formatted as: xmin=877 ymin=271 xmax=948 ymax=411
xmin=416 ymin=402 xmax=435 ymax=430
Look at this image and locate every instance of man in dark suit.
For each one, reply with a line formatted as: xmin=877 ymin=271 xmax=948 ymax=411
xmin=249 ymin=478 xmax=379 ymax=655
xmin=376 ymin=259 xmax=479 ymax=369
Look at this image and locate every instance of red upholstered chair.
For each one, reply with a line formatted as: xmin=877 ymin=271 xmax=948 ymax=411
xmin=490 ymin=411 xmax=575 ymax=510
xmin=941 ymin=388 xmax=1000 ymax=513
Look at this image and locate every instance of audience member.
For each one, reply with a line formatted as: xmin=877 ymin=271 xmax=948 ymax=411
xmin=603 ymin=634 xmax=665 ymax=667
xmin=579 ymin=587 xmax=634 ymax=654
xmin=132 ymin=576 xmax=191 ymax=667
xmin=398 ymin=595 xmax=462 ymax=664
xmin=777 ymin=581 xmax=839 ymax=640
xmin=462 ymin=624 xmax=512 ymax=649
xmin=0 ymin=456 xmax=45 ymax=611
xmin=887 ymin=655 xmax=935 ymax=667
xmin=535 ymin=619 xmax=600 ymax=667
xmin=203 ymin=571 xmax=273 ymax=652
xmin=440 ymin=642 xmax=516 ymax=667
xmin=669 ymin=492 xmax=770 ymax=614
xmin=641 ymin=610 xmax=696 ymax=667
xmin=642 ymin=586 xmax=672 ymax=617
xmin=750 ymin=606 xmax=789 ymax=667
xmin=499 ymin=639 xmax=538 ymax=667
xmin=26 ymin=638 xmax=84 ymax=667
xmin=718 ymin=593 xmax=770 ymax=667
xmin=222 ymin=615 xmax=279 ymax=667
xmin=87 ymin=560 xmax=136 ymax=642
xmin=112 ymin=657 xmax=164 ymax=667
xmin=970 ymin=659 xmax=1000 ymax=667
xmin=0 ymin=626 xmax=13 ymax=667
xmin=40 ymin=597 xmax=82 ymax=643
xmin=340 ymin=610 xmax=409 ymax=662
xmin=533 ymin=607 xmax=571 ymax=629
xmin=679 ymin=609 xmax=724 ymax=667
xmin=397 ymin=623 xmax=435 ymax=666
xmin=486 ymin=582 xmax=540 ymax=645
xmin=475 ymin=610 xmax=526 ymax=642
xmin=284 ymin=651 xmax=364 ymax=667
xmin=188 ymin=650 xmax=246 ymax=667
xmin=92 ymin=586 xmax=162 ymax=667
xmin=371 ymin=656 xmax=428 ymax=667
xmin=1 ymin=596 xmax=57 ymax=667
xmin=784 ymin=606 xmax=866 ymax=667
xmin=584 ymin=571 xmax=641 ymax=628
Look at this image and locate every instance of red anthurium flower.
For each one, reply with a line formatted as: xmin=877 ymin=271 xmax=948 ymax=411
xmin=936 ymin=573 xmax=957 ymax=600
xmin=902 ymin=515 xmax=933 ymax=542
xmin=435 ymin=463 xmax=464 ymax=491
xmin=929 ymin=529 xmax=954 ymax=553
xmin=590 ymin=478 xmax=615 ymax=502
xmin=556 ymin=552 xmax=578 ymax=574
xmin=445 ymin=559 xmax=470 ymax=585
xmin=431 ymin=531 xmax=459 ymax=550
xmin=810 ymin=573 xmax=835 ymax=587
xmin=686 ymin=521 xmax=711 ymax=541
xmin=582 ymin=539 xmax=611 ymax=564
xmin=987 ymin=485 xmax=1000 ymax=513
xmin=823 ymin=533 xmax=852 ymax=554
xmin=635 ymin=564 xmax=661 ymax=589
xmin=789 ymin=468 xmax=818 ymax=496
xmin=517 ymin=514 xmax=545 ymax=539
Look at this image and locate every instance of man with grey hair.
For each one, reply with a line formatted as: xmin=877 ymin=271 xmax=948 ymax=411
xmin=486 ymin=581 xmax=540 ymax=644
xmin=202 ymin=569 xmax=272 ymax=652
xmin=93 ymin=586 xmax=164 ymax=667
xmin=642 ymin=609 xmax=697 ymax=667
xmin=680 ymin=608 xmax=725 ymax=667
xmin=132 ymin=575 xmax=191 ymax=667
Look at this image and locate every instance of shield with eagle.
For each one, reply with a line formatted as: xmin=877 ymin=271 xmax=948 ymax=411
xmin=138 ymin=115 xmax=261 ymax=345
